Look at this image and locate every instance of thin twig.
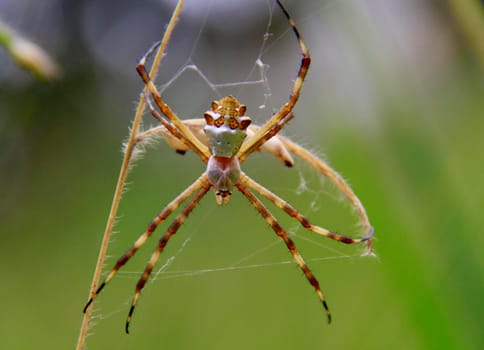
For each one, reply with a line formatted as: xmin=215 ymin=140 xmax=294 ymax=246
xmin=75 ymin=1 xmax=185 ymax=349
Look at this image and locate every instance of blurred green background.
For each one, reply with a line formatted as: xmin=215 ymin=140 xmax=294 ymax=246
xmin=1 ymin=0 xmax=483 ymax=349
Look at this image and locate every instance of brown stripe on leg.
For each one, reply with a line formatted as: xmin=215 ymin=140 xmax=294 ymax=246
xmin=238 ymin=113 xmax=295 ymax=164
xmin=240 ymin=173 xmax=373 ymax=245
xmin=236 ymin=183 xmax=331 ymax=324
xmin=83 ymin=174 xmax=209 ymax=314
xmin=125 ymin=182 xmax=211 ymax=333
xmin=239 ymin=0 xmax=311 ymax=158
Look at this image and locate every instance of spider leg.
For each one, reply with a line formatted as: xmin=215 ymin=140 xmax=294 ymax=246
xmin=238 ymin=112 xmax=295 ymax=164
xmin=279 ymin=136 xmax=374 ymax=253
xmin=239 ymin=0 xmax=310 ymax=158
xmin=236 ymin=182 xmax=331 ymax=324
xmin=83 ymin=174 xmax=209 ymax=313
xmin=136 ymin=42 xmax=210 ymax=162
xmin=241 ymin=106 xmax=373 ymax=253
xmin=240 ymin=172 xmax=373 ymax=245
xmin=126 ymin=182 xmax=211 ymax=333
xmin=142 ymin=91 xmax=194 ymax=154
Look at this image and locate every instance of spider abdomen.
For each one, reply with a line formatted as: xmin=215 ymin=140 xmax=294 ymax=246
xmin=206 ymin=156 xmax=241 ymax=204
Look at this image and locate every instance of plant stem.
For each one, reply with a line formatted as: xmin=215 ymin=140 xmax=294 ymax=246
xmin=75 ymin=1 xmax=184 ymax=349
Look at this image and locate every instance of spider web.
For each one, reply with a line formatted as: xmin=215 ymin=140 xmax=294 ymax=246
xmin=93 ymin=0 xmax=371 ymax=330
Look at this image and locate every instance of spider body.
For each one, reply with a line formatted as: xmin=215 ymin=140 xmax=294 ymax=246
xmin=83 ymin=0 xmax=373 ymax=334
xmin=204 ymin=95 xmax=252 ymax=202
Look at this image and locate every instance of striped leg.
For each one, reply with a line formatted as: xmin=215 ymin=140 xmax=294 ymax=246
xmin=236 ymin=182 xmax=331 ymax=323
xmin=125 ymin=182 xmax=211 ymax=333
xmin=279 ymin=136 xmax=374 ymax=254
xmin=83 ymin=174 xmax=209 ymax=313
xmin=142 ymin=91 xmax=193 ymax=155
xmin=239 ymin=0 xmax=310 ymax=158
xmin=240 ymin=173 xmax=373 ymax=244
xmin=238 ymin=113 xmax=294 ymax=164
xmin=136 ymin=43 xmax=209 ymax=162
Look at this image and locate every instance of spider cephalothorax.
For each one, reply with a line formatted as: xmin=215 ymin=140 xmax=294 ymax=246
xmin=204 ymin=96 xmax=252 ymax=202
xmin=204 ymin=95 xmax=252 ymax=157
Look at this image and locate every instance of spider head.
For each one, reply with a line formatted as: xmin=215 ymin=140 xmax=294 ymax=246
xmin=203 ymin=96 xmax=251 ymax=158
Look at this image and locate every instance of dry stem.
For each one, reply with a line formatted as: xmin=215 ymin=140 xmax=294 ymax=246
xmin=75 ymin=1 xmax=185 ymax=349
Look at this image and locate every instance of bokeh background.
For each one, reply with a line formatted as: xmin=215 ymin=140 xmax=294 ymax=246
xmin=1 ymin=0 xmax=482 ymax=349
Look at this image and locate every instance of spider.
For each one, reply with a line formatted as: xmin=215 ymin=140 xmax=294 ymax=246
xmin=83 ymin=0 xmax=373 ymax=334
